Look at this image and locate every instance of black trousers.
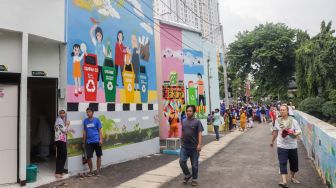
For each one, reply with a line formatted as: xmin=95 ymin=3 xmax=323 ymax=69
xmin=55 ymin=141 xmax=67 ymax=174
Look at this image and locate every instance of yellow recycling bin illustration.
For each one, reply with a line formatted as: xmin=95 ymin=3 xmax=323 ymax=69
xmin=122 ymin=54 xmax=135 ymax=103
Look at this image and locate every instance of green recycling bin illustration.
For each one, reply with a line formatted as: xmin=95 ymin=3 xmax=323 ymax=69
xmin=102 ymin=58 xmax=117 ymax=102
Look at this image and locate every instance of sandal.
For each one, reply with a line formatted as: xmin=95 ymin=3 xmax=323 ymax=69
xmin=278 ymin=182 xmax=288 ymax=188
xmin=86 ymin=172 xmax=94 ymax=177
xmin=291 ymin=178 xmax=300 ymax=184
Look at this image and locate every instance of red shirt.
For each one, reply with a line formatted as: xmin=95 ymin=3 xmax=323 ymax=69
xmin=115 ymin=42 xmax=126 ymax=66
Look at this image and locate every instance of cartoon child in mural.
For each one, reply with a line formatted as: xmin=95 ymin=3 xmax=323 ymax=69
xmin=115 ymin=30 xmax=128 ymax=86
xmin=71 ymin=44 xmax=87 ymax=97
xmin=168 ymin=109 xmax=179 ymax=138
xmin=131 ymin=34 xmax=140 ymax=90
xmin=90 ymin=23 xmax=106 ymax=88
xmin=195 ymin=73 xmax=206 ymax=113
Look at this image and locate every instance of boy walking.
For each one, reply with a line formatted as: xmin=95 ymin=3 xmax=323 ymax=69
xmin=83 ymin=107 xmax=103 ymax=176
xmin=180 ymin=105 xmax=204 ymax=186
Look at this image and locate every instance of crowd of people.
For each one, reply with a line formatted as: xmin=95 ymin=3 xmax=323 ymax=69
xmin=207 ymin=101 xmax=296 ymax=139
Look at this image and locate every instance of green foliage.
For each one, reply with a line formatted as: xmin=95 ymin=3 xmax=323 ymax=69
xmin=99 ymin=115 xmax=116 ymax=141
xmin=299 ymin=97 xmax=326 ymax=117
xmin=295 ymin=21 xmax=336 ymax=99
xmin=328 ymin=89 xmax=336 ymax=102
xmin=322 ymin=101 xmax=336 ymax=118
xmin=227 ymin=23 xmax=297 ymax=99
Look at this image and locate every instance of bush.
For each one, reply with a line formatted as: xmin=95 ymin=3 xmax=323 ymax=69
xmin=299 ymin=97 xmax=326 ymax=118
xmin=322 ymin=101 xmax=336 ymax=118
xmin=328 ymin=89 xmax=336 ymax=102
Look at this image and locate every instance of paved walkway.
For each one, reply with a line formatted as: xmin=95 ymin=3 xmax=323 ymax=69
xmin=162 ymin=123 xmax=324 ymax=188
xmin=41 ymin=123 xmax=324 ymax=188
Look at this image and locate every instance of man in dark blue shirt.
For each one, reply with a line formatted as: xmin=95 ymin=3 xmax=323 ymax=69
xmin=83 ymin=107 xmax=103 ymax=176
xmin=180 ymin=105 xmax=204 ymax=186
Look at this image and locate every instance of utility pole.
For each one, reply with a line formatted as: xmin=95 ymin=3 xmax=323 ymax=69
xmin=207 ymin=56 xmax=212 ymax=113
xmin=220 ymin=25 xmax=229 ymax=108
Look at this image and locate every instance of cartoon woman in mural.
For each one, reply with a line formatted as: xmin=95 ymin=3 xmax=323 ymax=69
xmin=71 ymin=44 xmax=87 ymax=97
xmin=196 ymin=73 xmax=206 ymax=113
xmin=115 ymin=30 xmax=128 ymax=86
xmin=131 ymin=34 xmax=140 ymax=90
xmin=90 ymin=23 xmax=106 ymax=88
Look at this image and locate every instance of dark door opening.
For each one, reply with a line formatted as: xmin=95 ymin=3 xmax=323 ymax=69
xmin=28 ymin=77 xmax=57 ymax=168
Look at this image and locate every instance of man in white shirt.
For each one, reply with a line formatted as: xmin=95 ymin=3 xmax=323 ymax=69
xmin=270 ymin=104 xmax=302 ymax=188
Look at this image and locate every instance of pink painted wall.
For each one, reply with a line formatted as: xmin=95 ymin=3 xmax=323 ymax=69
xmin=160 ymin=24 xmax=184 ymax=139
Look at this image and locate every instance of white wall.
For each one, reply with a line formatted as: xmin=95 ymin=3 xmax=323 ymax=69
xmin=28 ymin=41 xmax=60 ymax=78
xmin=0 ymin=0 xmax=65 ymax=42
xmin=0 ymin=31 xmax=22 ymax=73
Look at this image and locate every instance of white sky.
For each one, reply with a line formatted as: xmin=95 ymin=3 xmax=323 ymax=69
xmin=219 ymin=0 xmax=336 ymax=44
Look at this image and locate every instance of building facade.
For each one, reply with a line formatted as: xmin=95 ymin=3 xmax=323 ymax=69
xmin=154 ymin=0 xmax=223 ymax=47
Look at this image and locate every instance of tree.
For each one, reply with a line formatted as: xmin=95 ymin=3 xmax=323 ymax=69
xmin=227 ymin=23 xmax=297 ymax=99
xmin=295 ymin=21 xmax=336 ymax=99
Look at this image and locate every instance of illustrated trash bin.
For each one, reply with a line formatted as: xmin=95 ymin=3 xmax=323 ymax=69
xmin=169 ymin=71 xmax=178 ymax=86
xmin=139 ymin=66 xmax=148 ymax=103
xmin=26 ymin=164 xmax=37 ymax=183
xmin=122 ymin=64 xmax=135 ymax=103
xmin=102 ymin=57 xmax=117 ymax=102
xmin=187 ymin=81 xmax=197 ymax=106
xmin=82 ymin=54 xmax=99 ymax=101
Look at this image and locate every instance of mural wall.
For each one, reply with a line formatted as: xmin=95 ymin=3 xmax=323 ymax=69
xmin=65 ymin=0 xmax=159 ymax=172
xmin=159 ymin=23 xmax=208 ymax=139
xmin=295 ymin=111 xmax=336 ymax=188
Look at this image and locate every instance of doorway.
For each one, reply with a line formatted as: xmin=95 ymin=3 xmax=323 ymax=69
xmin=27 ymin=77 xmax=57 ymax=177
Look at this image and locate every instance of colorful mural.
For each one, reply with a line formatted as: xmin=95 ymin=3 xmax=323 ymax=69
xmin=295 ymin=111 xmax=336 ymax=188
xmin=67 ymin=0 xmax=156 ymax=104
xmin=66 ymin=0 xmax=159 ymax=172
xmin=159 ymin=23 xmax=207 ymax=139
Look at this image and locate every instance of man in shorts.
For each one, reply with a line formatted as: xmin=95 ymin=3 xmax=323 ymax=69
xmin=83 ymin=107 xmax=103 ymax=176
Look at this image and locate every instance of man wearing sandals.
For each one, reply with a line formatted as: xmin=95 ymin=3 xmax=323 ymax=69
xmin=83 ymin=107 xmax=103 ymax=176
xmin=270 ymin=104 xmax=302 ymax=188
xmin=180 ymin=105 xmax=204 ymax=186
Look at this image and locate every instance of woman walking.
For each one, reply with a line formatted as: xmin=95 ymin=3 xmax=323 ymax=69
xmin=240 ymin=108 xmax=247 ymax=131
xmin=270 ymin=104 xmax=302 ymax=188
xmin=54 ymin=110 xmax=70 ymax=178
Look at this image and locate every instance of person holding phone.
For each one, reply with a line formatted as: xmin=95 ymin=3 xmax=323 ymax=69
xmin=54 ymin=110 xmax=70 ymax=178
xmin=83 ymin=107 xmax=103 ymax=177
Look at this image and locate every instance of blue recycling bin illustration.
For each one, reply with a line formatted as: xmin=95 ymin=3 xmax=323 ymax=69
xmin=139 ymin=66 xmax=148 ymax=103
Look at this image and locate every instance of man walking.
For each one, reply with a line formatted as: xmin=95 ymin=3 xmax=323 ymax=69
xmin=180 ymin=105 xmax=204 ymax=186
xmin=213 ymin=109 xmax=221 ymax=140
xmin=270 ymin=104 xmax=302 ymax=188
xmin=83 ymin=107 xmax=103 ymax=176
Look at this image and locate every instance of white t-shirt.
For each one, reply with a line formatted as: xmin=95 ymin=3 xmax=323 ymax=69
xmin=273 ymin=117 xmax=301 ymax=149
xmin=288 ymin=106 xmax=294 ymax=116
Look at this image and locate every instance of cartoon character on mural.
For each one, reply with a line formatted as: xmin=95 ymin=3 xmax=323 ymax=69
xmin=115 ymin=30 xmax=128 ymax=86
xmin=196 ymin=73 xmax=206 ymax=113
xmin=89 ymin=22 xmax=106 ymax=88
xmin=139 ymin=35 xmax=150 ymax=61
xmin=71 ymin=44 xmax=87 ymax=97
xmin=131 ymin=34 xmax=140 ymax=90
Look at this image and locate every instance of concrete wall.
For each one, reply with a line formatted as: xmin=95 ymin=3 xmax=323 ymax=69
xmin=0 ymin=31 xmax=22 ymax=73
xmin=294 ymin=111 xmax=336 ymax=188
xmin=28 ymin=41 xmax=60 ymax=78
xmin=0 ymin=0 xmax=65 ymax=42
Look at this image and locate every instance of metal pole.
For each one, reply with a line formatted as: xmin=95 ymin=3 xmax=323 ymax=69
xmin=207 ymin=56 xmax=212 ymax=112
xmin=220 ymin=26 xmax=229 ymax=108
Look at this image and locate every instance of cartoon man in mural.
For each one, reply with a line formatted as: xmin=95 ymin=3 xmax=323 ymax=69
xmin=71 ymin=44 xmax=87 ymax=97
xmin=131 ymin=34 xmax=140 ymax=90
xmin=90 ymin=23 xmax=106 ymax=88
xmin=115 ymin=30 xmax=128 ymax=86
xmin=195 ymin=73 xmax=206 ymax=113
xmin=168 ymin=109 xmax=179 ymax=138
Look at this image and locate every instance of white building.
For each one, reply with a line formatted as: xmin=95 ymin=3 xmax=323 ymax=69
xmin=154 ymin=0 xmax=223 ymax=47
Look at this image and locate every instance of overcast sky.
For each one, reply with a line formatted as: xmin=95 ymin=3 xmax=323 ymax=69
xmin=218 ymin=0 xmax=336 ymax=44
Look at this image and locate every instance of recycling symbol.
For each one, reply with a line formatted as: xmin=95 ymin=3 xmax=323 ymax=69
xmin=142 ymin=85 xmax=146 ymax=92
xmin=86 ymin=79 xmax=96 ymax=92
xmin=190 ymin=95 xmax=195 ymax=101
xmin=107 ymin=81 xmax=113 ymax=91
xmin=127 ymin=83 xmax=132 ymax=92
